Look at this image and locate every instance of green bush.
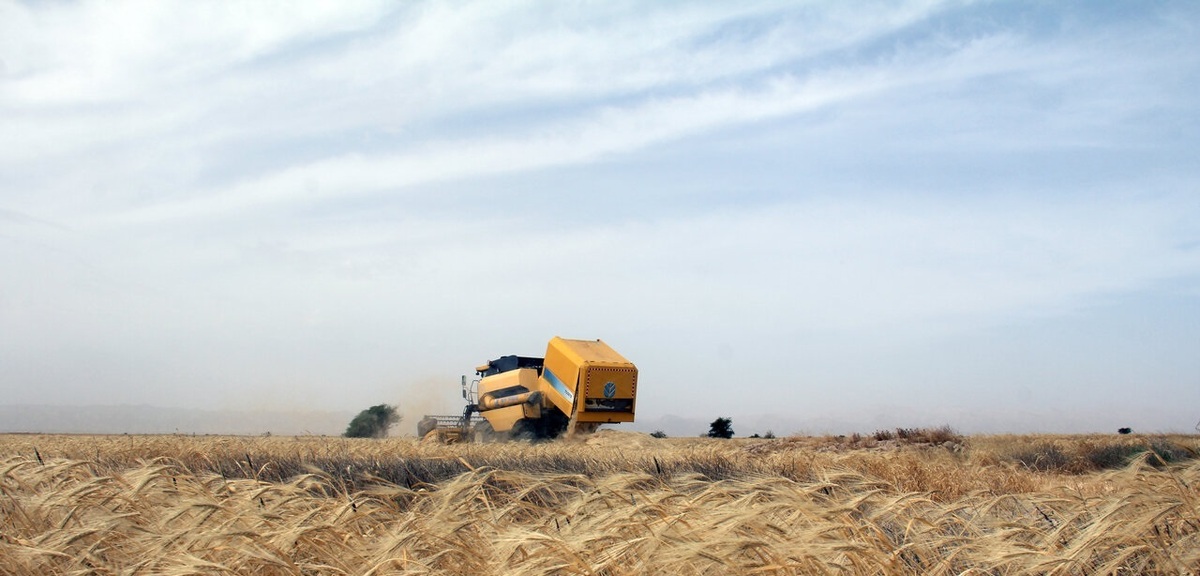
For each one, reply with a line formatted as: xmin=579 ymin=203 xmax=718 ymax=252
xmin=1086 ymin=443 xmax=1146 ymax=470
xmin=1146 ymin=439 xmax=1195 ymax=466
xmin=344 ymin=404 xmax=400 ymax=439
xmin=707 ymin=417 xmax=734 ymax=439
xmin=1083 ymin=438 xmax=1196 ymax=471
xmin=1012 ymin=443 xmax=1071 ymax=472
xmin=871 ymin=426 xmax=961 ymax=445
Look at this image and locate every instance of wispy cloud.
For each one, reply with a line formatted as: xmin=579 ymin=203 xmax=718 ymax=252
xmin=3 ymin=1 xmax=955 ymax=212
xmin=97 ymin=72 xmax=896 ymax=224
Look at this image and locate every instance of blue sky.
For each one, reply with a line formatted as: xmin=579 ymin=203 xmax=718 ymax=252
xmin=2 ymin=1 xmax=1198 ymax=434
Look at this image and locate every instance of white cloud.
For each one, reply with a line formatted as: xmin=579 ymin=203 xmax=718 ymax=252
xmin=3 ymin=1 xmax=954 ymax=209
xmin=456 ymin=193 xmax=1200 ymax=331
xmin=90 ymin=72 xmax=894 ymax=225
xmin=1 ymin=1 xmax=388 ymax=104
xmin=18 ymin=0 xmax=1173 ymax=228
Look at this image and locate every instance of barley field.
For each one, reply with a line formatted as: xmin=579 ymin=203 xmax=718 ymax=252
xmin=1 ymin=430 xmax=1197 ymax=575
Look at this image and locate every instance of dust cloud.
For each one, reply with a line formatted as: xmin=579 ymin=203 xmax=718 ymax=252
xmin=390 ymin=376 xmax=462 ymax=437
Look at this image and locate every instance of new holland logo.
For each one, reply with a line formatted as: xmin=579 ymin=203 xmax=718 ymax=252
xmin=603 ymin=381 xmax=617 ymax=398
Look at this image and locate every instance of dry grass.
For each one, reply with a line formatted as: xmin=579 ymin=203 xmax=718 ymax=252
xmin=1 ymin=431 xmax=1197 ymax=575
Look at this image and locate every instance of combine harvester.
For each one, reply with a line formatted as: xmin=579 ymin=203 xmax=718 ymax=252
xmin=418 ymin=337 xmax=638 ymax=442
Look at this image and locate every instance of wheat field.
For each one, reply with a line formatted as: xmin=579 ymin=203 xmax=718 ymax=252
xmin=1 ymin=431 xmax=1197 ymax=575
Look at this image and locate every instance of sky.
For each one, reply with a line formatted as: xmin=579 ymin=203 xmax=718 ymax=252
xmin=2 ymin=0 xmax=1198 ymax=435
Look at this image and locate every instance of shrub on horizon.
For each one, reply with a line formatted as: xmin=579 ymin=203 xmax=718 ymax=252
xmin=344 ymin=404 xmax=400 ymax=439
xmin=707 ymin=417 xmax=734 ymax=439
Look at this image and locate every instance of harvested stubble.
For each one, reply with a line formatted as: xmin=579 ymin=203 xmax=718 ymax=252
xmin=1 ymin=433 xmax=1198 ymax=575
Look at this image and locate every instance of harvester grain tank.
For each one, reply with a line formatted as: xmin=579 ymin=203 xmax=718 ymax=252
xmin=418 ymin=337 xmax=638 ymax=441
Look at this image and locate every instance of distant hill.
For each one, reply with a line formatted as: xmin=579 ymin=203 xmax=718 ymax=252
xmin=626 ymin=413 xmax=890 ymax=438
xmin=625 ymin=408 xmax=1162 ymax=438
xmin=0 ymin=404 xmax=1172 ymax=438
xmin=0 ymin=405 xmax=355 ymax=436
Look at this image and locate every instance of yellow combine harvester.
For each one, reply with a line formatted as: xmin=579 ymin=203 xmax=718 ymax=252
xmin=418 ymin=337 xmax=638 ymax=442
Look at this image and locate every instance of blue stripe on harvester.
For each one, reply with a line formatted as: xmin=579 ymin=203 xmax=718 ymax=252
xmin=543 ymin=367 xmax=575 ymax=403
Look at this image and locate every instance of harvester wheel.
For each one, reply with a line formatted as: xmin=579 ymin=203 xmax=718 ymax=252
xmin=575 ymin=422 xmax=601 ymax=435
xmin=510 ymin=420 xmax=536 ymax=441
xmin=473 ymin=420 xmax=496 ymax=443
